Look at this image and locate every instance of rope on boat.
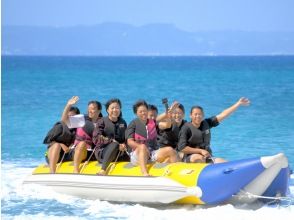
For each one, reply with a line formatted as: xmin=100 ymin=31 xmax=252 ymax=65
xmin=163 ymin=164 xmax=173 ymax=176
xmin=107 ymin=150 xmax=122 ymax=174
xmin=80 ymin=147 xmax=97 ymax=174
xmin=55 ymin=151 xmax=66 ymax=172
xmin=236 ymin=190 xmax=294 ymax=207
xmin=56 ymin=144 xmax=76 ymax=173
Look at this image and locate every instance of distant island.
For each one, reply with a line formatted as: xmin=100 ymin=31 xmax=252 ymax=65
xmin=2 ymin=22 xmax=294 ymax=56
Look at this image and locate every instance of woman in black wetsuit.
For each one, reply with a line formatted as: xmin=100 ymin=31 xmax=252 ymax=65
xmin=157 ymin=102 xmax=186 ymax=162
xmin=44 ymin=97 xmax=80 ymax=173
xmin=92 ymin=98 xmax=128 ymax=175
xmin=178 ymin=97 xmax=250 ymax=163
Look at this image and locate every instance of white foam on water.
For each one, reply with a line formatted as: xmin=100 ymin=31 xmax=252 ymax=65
xmin=2 ymin=162 xmax=294 ymax=220
xmin=83 ymin=202 xmax=294 ymax=220
xmin=3 ymin=214 xmax=83 ymax=220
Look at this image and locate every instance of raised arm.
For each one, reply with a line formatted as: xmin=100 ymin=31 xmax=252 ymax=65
xmin=61 ymin=96 xmax=79 ymax=123
xmin=156 ymin=101 xmax=179 ymax=122
xmin=157 ymin=101 xmax=180 ymax=129
xmin=216 ymin=97 xmax=250 ymax=123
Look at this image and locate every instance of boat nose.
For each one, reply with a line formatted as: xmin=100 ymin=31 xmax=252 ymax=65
xmin=260 ymin=153 xmax=288 ymax=169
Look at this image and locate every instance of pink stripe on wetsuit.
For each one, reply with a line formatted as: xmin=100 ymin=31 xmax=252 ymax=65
xmin=74 ymin=127 xmax=93 ymax=150
xmin=133 ymin=119 xmax=157 ymax=150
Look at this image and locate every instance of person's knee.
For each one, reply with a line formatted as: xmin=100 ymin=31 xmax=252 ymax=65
xmin=49 ymin=142 xmax=61 ymax=151
xmin=166 ymin=147 xmax=177 ymax=156
xmin=137 ymin=144 xmax=148 ymax=153
xmin=76 ymin=142 xmax=87 ymax=152
xmin=73 ymin=143 xmax=87 ymax=160
xmin=190 ymin=154 xmax=205 ymax=163
xmin=214 ymin=157 xmax=227 ymax=163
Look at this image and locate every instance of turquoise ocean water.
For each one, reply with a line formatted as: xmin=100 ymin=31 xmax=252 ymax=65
xmin=2 ymin=56 xmax=294 ymax=219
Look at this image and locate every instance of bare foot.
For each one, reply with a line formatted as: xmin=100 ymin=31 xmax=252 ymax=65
xmin=97 ymin=169 xmax=106 ymax=176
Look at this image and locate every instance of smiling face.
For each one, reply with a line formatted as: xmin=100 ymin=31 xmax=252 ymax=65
xmin=88 ymin=103 xmax=100 ymax=120
xmin=172 ymin=107 xmax=184 ymax=124
xmin=107 ymin=102 xmax=121 ymax=121
xmin=190 ymin=107 xmax=204 ymax=127
xmin=136 ymin=105 xmax=148 ymax=122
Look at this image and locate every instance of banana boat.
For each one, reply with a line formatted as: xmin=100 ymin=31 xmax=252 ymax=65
xmin=23 ymin=153 xmax=290 ymax=205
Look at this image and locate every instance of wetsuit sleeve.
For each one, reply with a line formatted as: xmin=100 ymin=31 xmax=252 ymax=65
xmin=177 ymin=124 xmax=191 ymax=152
xmin=92 ymin=118 xmax=105 ymax=146
xmin=118 ymin=119 xmax=128 ymax=143
xmin=206 ymin=116 xmax=219 ymax=128
xmin=125 ymin=120 xmax=136 ymax=140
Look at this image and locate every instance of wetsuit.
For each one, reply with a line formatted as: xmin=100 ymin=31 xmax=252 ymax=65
xmin=177 ymin=116 xmax=219 ymax=162
xmin=93 ymin=116 xmax=128 ymax=171
xmin=157 ymin=120 xmax=186 ymax=149
xmin=43 ymin=121 xmax=76 ymax=163
xmin=73 ymin=115 xmax=100 ymax=160
xmin=125 ymin=118 xmax=158 ymax=154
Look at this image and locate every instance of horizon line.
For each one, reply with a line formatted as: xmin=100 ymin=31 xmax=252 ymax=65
xmin=2 ymin=24 xmax=294 ymax=33
xmin=2 ymin=54 xmax=294 ymax=57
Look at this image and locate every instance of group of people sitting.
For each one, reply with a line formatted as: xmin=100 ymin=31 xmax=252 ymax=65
xmin=44 ymin=96 xmax=250 ymax=176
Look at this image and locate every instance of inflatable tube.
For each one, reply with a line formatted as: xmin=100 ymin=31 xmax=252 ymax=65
xmin=23 ymin=153 xmax=290 ymax=205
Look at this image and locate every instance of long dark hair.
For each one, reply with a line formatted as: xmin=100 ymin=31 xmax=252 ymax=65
xmin=88 ymin=100 xmax=103 ymax=117
xmin=178 ymin=104 xmax=185 ymax=114
xmin=133 ymin=100 xmax=148 ymax=114
xmin=69 ymin=106 xmax=80 ymax=114
xmin=105 ymin=98 xmax=122 ymax=118
xmin=190 ymin=105 xmax=204 ymax=114
xmin=147 ymin=104 xmax=158 ymax=114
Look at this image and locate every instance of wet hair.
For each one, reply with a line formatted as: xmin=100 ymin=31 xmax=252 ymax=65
xmin=88 ymin=100 xmax=103 ymax=117
xmin=177 ymin=104 xmax=185 ymax=114
xmin=105 ymin=98 xmax=122 ymax=118
xmin=148 ymin=104 xmax=158 ymax=113
xmin=105 ymin=98 xmax=122 ymax=110
xmin=88 ymin=100 xmax=102 ymax=110
xmin=69 ymin=106 xmax=80 ymax=114
xmin=133 ymin=100 xmax=148 ymax=114
xmin=190 ymin=105 xmax=204 ymax=114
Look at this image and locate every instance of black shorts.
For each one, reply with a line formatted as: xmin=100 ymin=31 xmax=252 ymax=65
xmin=45 ymin=148 xmax=73 ymax=164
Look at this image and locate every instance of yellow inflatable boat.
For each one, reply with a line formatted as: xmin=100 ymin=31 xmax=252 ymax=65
xmin=23 ymin=153 xmax=290 ymax=205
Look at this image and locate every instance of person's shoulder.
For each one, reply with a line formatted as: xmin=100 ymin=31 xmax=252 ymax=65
xmin=128 ymin=118 xmax=137 ymax=124
xmin=204 ymin=116 xmax=218 ymax=123
xmin=127 ymin=118 xmax=137 ymax=127
xmin=118 ymin=117 xmax=127 ymax=125
xmin=182 ymin=122 xmax=191 ymax=130
xmin=203 ymin=116 xmax=219 ymax=127
xmin=97 ymin=117 xmax=106 ymax=123
xmin=181 ymin=120 xmax=187 ymax=126
xmin=84 ymin=114 xmax=90 ymax=121
xmin=100 ymin=116 xmax=109 ymax=122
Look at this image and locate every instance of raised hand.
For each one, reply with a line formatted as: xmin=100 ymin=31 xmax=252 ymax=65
xmin=238 ymin=97 xmax=250 ymax=106
xmin=168 ymin=101 xmax=180 ymax=114
xmin=67 ymin=96 xmax=79 ymax=106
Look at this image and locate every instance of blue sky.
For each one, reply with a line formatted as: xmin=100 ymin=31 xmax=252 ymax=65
xmin=2 ymin=0 xmax=294 ymax=32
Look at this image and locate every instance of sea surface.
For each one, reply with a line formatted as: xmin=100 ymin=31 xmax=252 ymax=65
xmin=2 ymin=56 xmax=294 ymax=219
